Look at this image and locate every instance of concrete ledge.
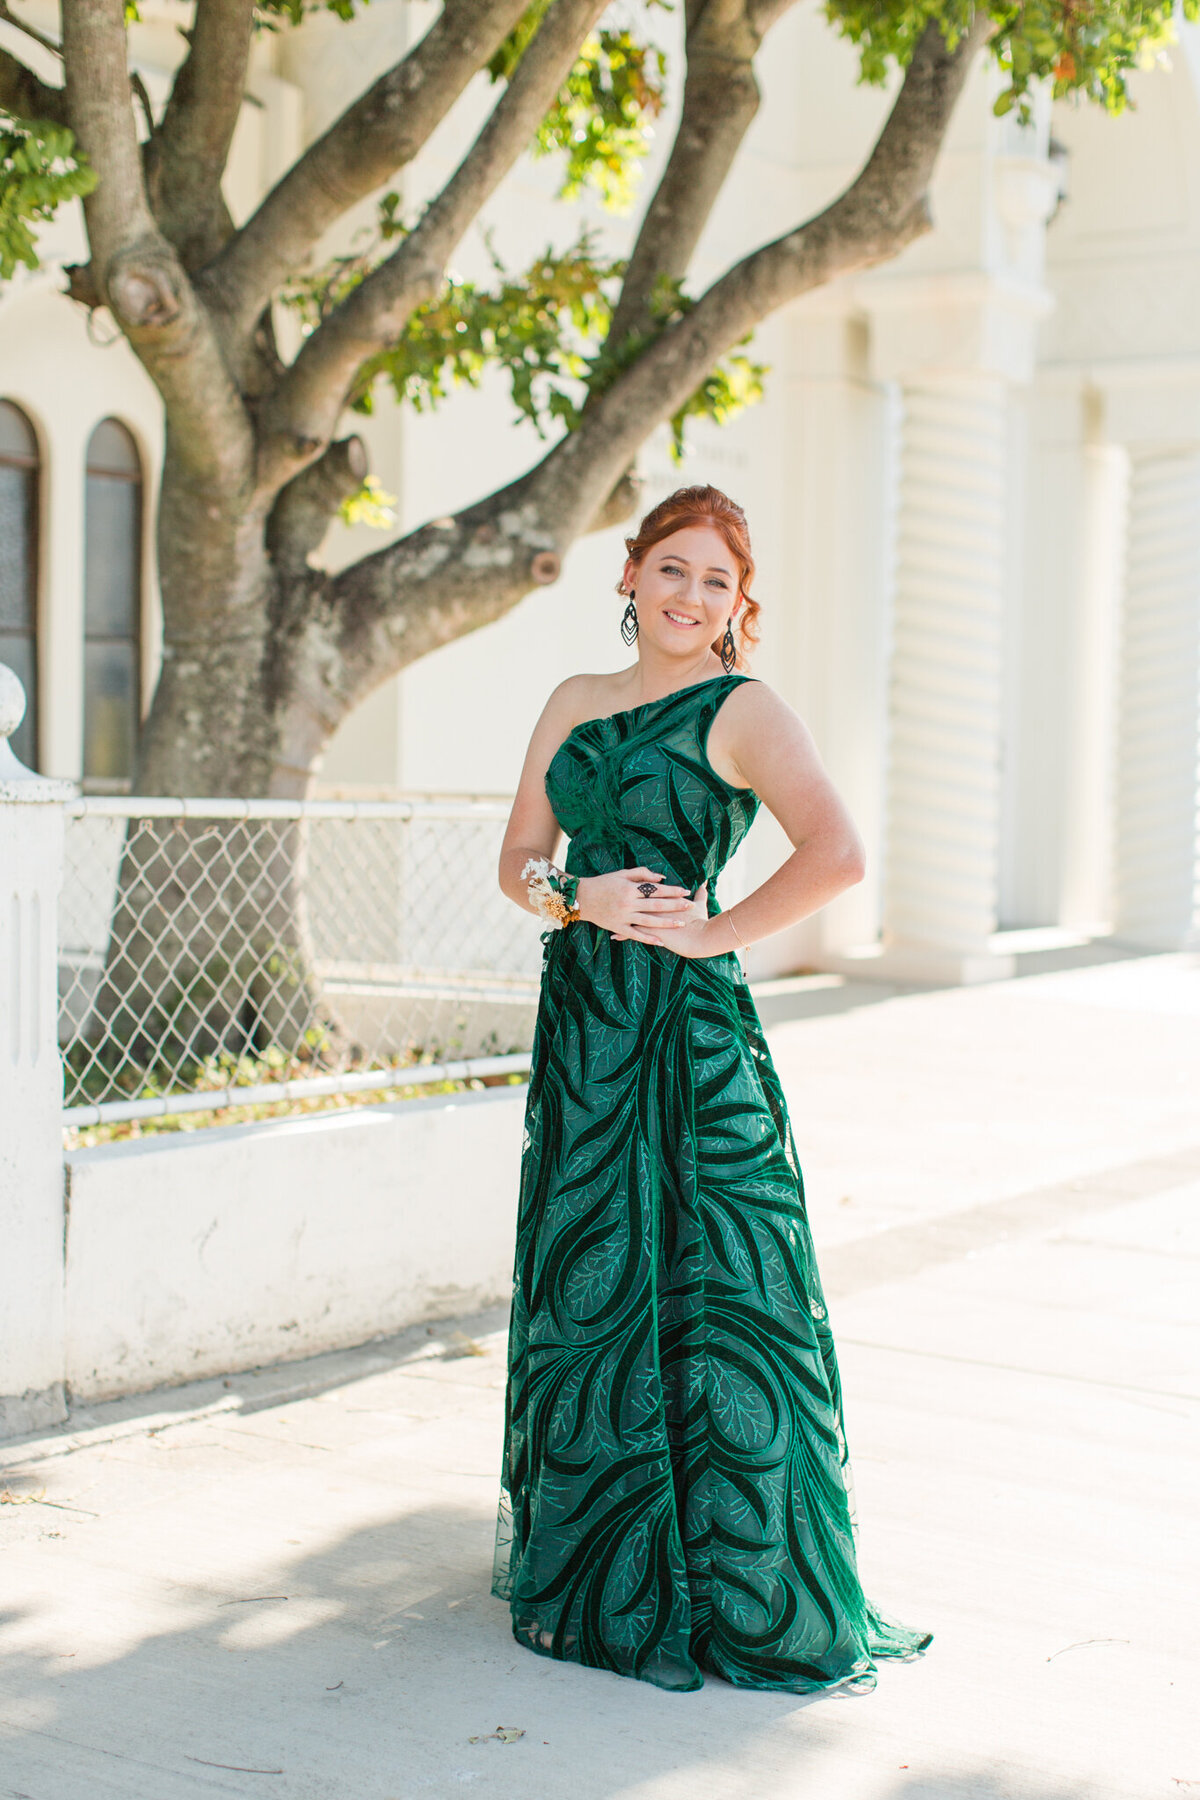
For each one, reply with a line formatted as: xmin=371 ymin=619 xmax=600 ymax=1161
xmin=63 ymin=1086 xmax=525 ymax=1402
xmin=0 ymin=1383 xmax=67 ymax=1438
xmin=819 ymin=942 xmax=1016 ymax=985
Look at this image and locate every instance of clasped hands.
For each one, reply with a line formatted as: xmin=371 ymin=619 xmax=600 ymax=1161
xmin=575 ymin=866 xmax=726 ymax=958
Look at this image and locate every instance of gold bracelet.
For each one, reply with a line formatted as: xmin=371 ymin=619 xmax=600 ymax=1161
xmin=726 ymin=910 xmax=747 ymax=951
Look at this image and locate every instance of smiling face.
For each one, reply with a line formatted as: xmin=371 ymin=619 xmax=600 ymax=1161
xmin=623 ymin=524 xmax=742 ymax=668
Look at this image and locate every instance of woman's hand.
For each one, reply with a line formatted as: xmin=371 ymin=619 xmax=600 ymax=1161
xmin=601 ymin=879 xmax=725 ymax=957
xmin=576 ymin=868 xmax=693 ymax=940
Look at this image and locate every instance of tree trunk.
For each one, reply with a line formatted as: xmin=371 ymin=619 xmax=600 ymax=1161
xmin=135 ymin=443 xmax=282 ymax=798
xmin=89 ymin=457 xmax=354 ymax=1091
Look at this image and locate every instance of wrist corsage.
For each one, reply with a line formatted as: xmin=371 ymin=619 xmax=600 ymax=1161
xmin=521 ymin=856 xmax=581 ymax=928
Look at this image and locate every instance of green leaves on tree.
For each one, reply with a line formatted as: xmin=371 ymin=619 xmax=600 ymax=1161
xmin=350 ymin=232 xmax=622 ymax=431
xmin=589 ymin=273 xmax=768 ymax=462
xmin=284 ymin=213 xmax=767 ymax=458
xmin=337 ymin=474 xmax=397 ymax=530
xmin=254 ymin=0 xmax=366 ymax=29
xmin=826 ymin=0 xmax=1200 ymax=120
xmin=488 ymin=2 xmax=669 ymax=209
xmin=0 ymin=115 xmax=97 ymax=283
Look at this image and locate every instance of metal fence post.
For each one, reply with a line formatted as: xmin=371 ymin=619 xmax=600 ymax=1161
xmin=0 ymin=666 xmax=75 ymax=1438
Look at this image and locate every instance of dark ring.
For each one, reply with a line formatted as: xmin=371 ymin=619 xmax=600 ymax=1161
xmin=636 ymin=882 xmax=657 ymax=897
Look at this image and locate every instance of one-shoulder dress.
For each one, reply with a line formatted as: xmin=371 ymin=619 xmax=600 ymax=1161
xmin=491 ymin=672 xmax=929 ymax=1692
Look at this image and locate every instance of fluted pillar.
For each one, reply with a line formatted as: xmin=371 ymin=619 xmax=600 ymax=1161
xmin=1113 ymin=448 xmax=1200 ymax=949
xmin=882 ymin=376 xmax=1013 ymax=979
xmin=0 ymin=666 xmax=74 ymax=1437
xmin=845 ymin=80 xmax=1058 ymax=984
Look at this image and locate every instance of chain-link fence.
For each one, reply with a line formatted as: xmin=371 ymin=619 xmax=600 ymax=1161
xmin=60 ymin=797 xmax=542 ymax=1121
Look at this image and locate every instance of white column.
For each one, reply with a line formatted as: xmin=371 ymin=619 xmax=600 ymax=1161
xmin=1058 ymin=433 xmax=1127 ymax=933
xmin=883 ymin=376 xmax=1011 ymax=978
xmin=0 ymin=665 xmax=74 ymax=1438
xmin=850 ymin=273 xmax=1053 ymax=987
xmin=1000 ymin=378 xmax=1124 ymax=936
xmin=840 ymin=71 xmax=1059 ymax=984
xmin=783 ymin=304 xmax=896 ymax=966
xmin=1113 ymin=447 xmax=1200 ymax=949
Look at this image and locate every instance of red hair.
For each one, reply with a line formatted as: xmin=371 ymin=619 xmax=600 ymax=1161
xmin=618 ymin=485 xmax=761 ymax=669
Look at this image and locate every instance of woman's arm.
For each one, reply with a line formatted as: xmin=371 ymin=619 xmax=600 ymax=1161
xmin=627 ymin=681 xmax=865 ymax=956
xmin=498 ymin=679 xmax=695 ymax=933
xmin=497 ymin=680 xmax=579 ymax=915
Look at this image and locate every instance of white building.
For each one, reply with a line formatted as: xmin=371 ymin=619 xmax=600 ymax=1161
xmin=2 ymin=0 xmax=1198 ymax=982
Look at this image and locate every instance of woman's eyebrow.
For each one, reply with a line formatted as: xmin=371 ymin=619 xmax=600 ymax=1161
xmin=655 ymin=553 xmax=734 ymax=575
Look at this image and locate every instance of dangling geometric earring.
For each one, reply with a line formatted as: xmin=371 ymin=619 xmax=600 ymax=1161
xmin=719 ymin=615 xmax=737 ymax=673
xmin=620 ymin=590 xmax=639 ymax=646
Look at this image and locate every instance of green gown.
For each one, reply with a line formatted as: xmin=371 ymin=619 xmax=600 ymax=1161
xmin=492 ymin=672 xmax=929 ymax=1693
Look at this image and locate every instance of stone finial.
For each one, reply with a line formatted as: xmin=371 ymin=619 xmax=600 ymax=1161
xmin=0 ymin=661 xmax=26 ymax=742
xmin=0 ymin=664 xmax=75 ymax=800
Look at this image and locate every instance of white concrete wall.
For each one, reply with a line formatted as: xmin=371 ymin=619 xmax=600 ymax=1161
xmin=63 ymin=1086 xmax=524 ymax=1402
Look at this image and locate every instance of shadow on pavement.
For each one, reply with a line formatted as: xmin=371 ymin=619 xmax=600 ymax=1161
xmin=0 ymin=1496 xmax=882 ymax=1799
xmin=0 ymin=1487 xmax=1115 ymax=1800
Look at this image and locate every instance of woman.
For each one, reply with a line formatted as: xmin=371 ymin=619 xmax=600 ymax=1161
xmin=492 ymin=484 xmax=928 ymax=1693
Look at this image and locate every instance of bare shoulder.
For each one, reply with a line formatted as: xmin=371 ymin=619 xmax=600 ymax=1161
xmin=541 ymin=669 xmax=634 ymax=733
xmin=540 ymin=672 xmax=591 ymax=721
xmin=708 ymin=677 xmax=817 ymax=787
xmin=718 ymin=677 xmax=811 ymax=745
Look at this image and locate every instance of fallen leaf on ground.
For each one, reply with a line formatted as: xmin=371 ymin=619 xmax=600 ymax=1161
xmin=468 ymin=1726 xmax=526 ymax=1745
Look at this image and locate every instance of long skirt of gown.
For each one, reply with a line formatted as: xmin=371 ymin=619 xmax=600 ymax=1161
xmin=491 ymin=674 xmax=930 ymax=1692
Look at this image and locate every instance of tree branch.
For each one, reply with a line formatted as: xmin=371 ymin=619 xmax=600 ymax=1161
xmin=61 ymin=0 xmax=251 ymax=492
xmin=0 ymin=41 xmax=65 ymax=121
xmin=528 ymin=7 xmax=992 ymax=536
xmin=145 ymin=0 xmax=256 ymax=272
xmin=130 ymin=66 xmax=154 ymax=138
xmin=606 ymin=0 xmax=800 ymax=352
xmin=198 ymin=0 xmax=531 ymax=351
xmin=589 ymin=467 xmax=641 ymax=533
xmin=266 ymin=436 xmax=368 ymax=571
xmin=302 ymin=8 xmax=987 ymax=743
xmin=748 ymin=0 xmax=802 ymax=31
xmin=256 ymin=0 xmax=609 ymax=494
xmin=61 ymin=0 xmax=157 ymax=268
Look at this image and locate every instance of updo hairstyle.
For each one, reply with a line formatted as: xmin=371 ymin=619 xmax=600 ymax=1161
xmin=617 ymin=484 xmax=761 ymax=670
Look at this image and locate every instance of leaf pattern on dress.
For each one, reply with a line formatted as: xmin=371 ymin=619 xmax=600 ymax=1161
xmin=492 ymin=674 xmax=929 ymax=1692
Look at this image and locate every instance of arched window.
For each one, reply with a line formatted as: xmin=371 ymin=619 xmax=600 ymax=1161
xmin=0 ymin=400 xmax=40 ymax=769
xmin=84 ymin=418 xmax=143 ymax=786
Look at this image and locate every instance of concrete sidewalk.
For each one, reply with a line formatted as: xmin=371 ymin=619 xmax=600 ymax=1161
xmin=2 ymin=954 xmax=1197 ymax=1800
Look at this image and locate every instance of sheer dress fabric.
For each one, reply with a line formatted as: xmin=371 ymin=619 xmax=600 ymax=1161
xmin=492 ymin=673 xmax=929 ymax=1692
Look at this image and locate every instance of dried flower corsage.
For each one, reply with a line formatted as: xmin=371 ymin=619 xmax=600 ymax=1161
xmin=521 ymin=856 xmax=581 ymax=928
